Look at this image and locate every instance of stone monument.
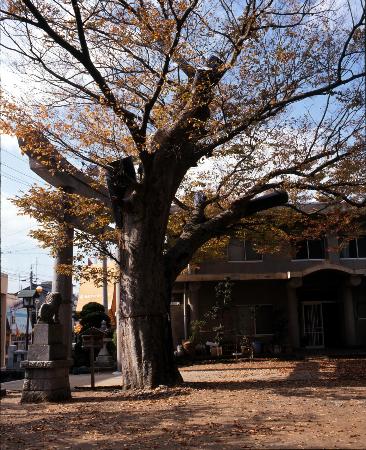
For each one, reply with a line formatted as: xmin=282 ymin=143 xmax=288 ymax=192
xmin=21 ymin=292 xmax=72 ymax=403
xmin=95 ymin=337 xmax=115 ymax=369
xmin=95 ymin=320 xmax=115 ymax=369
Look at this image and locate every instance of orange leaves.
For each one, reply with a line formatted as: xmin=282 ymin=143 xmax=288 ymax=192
xmin=77 ymin=262 xmax=119 ymax=286
xmin=275 ymin=47 xmax=296 ymax=64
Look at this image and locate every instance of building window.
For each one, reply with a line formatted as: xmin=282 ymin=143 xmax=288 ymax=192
xmin=357 ymin=302 xmax=366 ymax=320
xmin=227 ymin=239 xmax=262 ymax=262
xmin=294 ymin=239 xmax=325 ymax=260
xmin=171 ymin=292 xmax=183 ymax=305
xmin=339 ymin=236 xmax=366 ymax=259
xmin=236 ymin=305 xmax=273 ymax=335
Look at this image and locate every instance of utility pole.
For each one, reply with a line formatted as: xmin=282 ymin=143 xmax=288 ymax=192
xmin=29 ymin=265 xmax=33 ymax=290
xmin=25 ymin=265 xmax=34 ymax=350
xmin=102 ymin=256 xmax=108 ymax=311
xmin=35 ymin=257 xmax=38 ymax=284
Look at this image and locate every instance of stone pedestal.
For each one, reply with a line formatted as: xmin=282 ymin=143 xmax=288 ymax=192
xmin=95 ymin=338 xmax=115 ymax=369
xmin=21 ymin=324 xmax=72 ymax=403
xmin=6 ymin=345 xmax=16 ymax=369
xmin=14 ymin=350 xmax=27 ymax=370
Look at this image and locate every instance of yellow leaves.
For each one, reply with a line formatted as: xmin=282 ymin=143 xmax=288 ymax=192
xmin=74 ymin=323 xmax=82 ymax=334
xmin=77 ymin=263 xmax=119 ymax=286
xmin=275 ymin=47 xmax=296 ymax=63
xmin=55 ymin=263 xmax=73 ymax=277
xmin=192 ymin=236 xmax=230 ymax=263
xmin=38 ymin=104 xmax=51 ymax=120
xmin=176 ymin=0 xmax=191 ymax=12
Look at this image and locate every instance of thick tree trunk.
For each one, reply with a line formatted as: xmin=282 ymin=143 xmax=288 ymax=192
xmin=119 ymin=306 xmax=182 ymax=389
xmin=118 ymin=260 xmax=182 ymax=388
xmin=118 ymin=207 xmax=182 ymax=389
xmin=108 ymin=148 xmax=190 ymax=389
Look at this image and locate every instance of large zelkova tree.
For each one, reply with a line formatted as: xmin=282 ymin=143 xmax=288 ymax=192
xmin=1 ymin=0 xmax=365 ymax=388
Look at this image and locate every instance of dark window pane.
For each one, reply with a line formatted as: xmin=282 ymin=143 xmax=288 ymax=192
xmin=343 ymin=239 xmax=358 ymax=258
xmin=228 ymin=240 xmax=244 ymax=261
xmin=244 ymin=241 xmax=262 ymax=261
xmin=171 ymin=293 xmax=183 ymax=305
xmin=308 ymin=239 xmax=325 ymax=259
xmin=255 ymin=305 xmax=273 ymax=334
xmin=339 ymin=237 xmax=350 ymax=258
xmin=295 ymin=240 xmax=308 ymax=259
xmin=357 ymin=236 xmax=366 ymax=258
xmin=357 ymin=302 xmax=366 ymax=319
xmin=236 ymin=306 xmax=255 ymax=335
xmin=349 ymin=239 xmax=358 ymax=258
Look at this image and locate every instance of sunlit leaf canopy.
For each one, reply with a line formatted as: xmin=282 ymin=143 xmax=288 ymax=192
xmin=1 ymin=0 xmax=365 ymax=270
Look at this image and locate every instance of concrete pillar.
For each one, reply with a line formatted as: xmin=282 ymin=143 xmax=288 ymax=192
xmin=188 ymin=283 xmax=201 ymax=323
xmin=1 ymin=274 xmax=8 ymax=369
xmin=327 ymin=233 xmax=340 ymax=264
xmin=0 ymin=274 xmax=8 ymax=368
xmin=52 ymin=224 xmax=74 ymax=359
xmin=183 ymin=283 xmax=188 ymax=340
xmin=102 ymin=256 xmax=108 ymax=311
xmin=343 ymin=276 xmax=361 ymax=347
xmin=115 ymin=280 xmax=122 ymax=372
xmin=286 ymin=277 xmax=302 ymax=349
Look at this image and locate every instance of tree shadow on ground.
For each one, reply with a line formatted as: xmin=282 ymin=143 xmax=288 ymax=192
xmin=2 ymin=360 xmax=365 ymax=449
xmin=185 ymin=358 xmax=366 ymax=402
xmin=181 ymin=365 xmax=296 ymax=372
xmin=73 ymin=387 xmax=189 ymax=403
xmin=0 ymin=392 xmax=280 ymax=449
xmin=184 ymin=379 xmax=366 ymax=400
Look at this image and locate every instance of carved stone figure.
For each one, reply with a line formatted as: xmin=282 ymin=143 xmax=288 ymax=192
xmin=38 ymin=292 xmax=62 ymax=324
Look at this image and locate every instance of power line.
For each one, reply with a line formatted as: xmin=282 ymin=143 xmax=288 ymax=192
xmin=2 ymin=241 xmax=37 ymax=250
xmin=1 ymin=250 xmax=48 ymax=255
xmin=1 ymin=162 xmax=42 ymax=183
xmin=1 ymin=148 xmax=28 ymax=163
xmin=3 ymin=226 xmax=35 ymax=238
xmin=1 ymin=251 xmax=45 ymax=255
xmin=2 ymin=172 xmax=33 ymax=187
xmin=2 ymin=237 xmax=40 ymax=247
xmin=1 ymin=246 xmax=42 ymax=253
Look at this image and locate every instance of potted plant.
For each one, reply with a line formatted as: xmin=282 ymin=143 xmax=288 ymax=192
xmin=209 ymin=325 xmax=223 ymax=356
xmin=189 ymin=320 xmax=207 ymax=355
xmin=271 ymin=307 xmax=288 ymax=354
xmin=240 ymin=335 xmax=254 ymax=359
xmin=205 ymin=278 xmax=233 ymax=356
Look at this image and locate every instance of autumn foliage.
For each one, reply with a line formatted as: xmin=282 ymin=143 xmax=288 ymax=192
xmin=1 ymin=0 xmax=365 ymax=387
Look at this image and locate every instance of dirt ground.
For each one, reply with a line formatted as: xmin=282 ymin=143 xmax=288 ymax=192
xmin=1 ymin=358 xmax=366 ymax=449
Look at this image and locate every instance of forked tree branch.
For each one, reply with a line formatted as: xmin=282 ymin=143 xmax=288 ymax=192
xmin=18 ymin=0 xmax=143 ymax=146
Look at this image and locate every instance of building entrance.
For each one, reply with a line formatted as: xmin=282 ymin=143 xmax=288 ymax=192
xmin=302 ymin=301 xmax=341 ymax=348
xmin=302 ymin=302 xmax=324 ymax=348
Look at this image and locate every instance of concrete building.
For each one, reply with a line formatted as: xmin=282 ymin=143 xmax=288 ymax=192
xmin=172 ymin=233 xmax=366 ymax=353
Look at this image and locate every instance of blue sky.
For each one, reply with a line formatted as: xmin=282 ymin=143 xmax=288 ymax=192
xmin=1 ymin=134 xmax=55 ymax=293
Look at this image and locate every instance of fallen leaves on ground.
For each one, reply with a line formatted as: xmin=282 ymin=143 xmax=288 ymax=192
xmin=1 ymin=358 xmax=366 ymax=449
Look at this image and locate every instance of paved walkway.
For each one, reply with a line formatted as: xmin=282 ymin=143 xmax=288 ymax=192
xmin=2 ymin=371 xmax=121 ymax=391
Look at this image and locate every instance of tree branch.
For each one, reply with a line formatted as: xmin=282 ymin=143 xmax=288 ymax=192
xmin=71 ymin=0 xmax=90 ymax=58
xmin=165 ymin=190 xmax=288 ymax=280
xmin=197 ymin=71 xmax=366 ymax=156
xmin=140 ymin=0 xmax=199 ymax=137
xmin=19 ymin=0 xmax=142 ymax=146
xmin=17 ymin=129 xmax=111 ymax=208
